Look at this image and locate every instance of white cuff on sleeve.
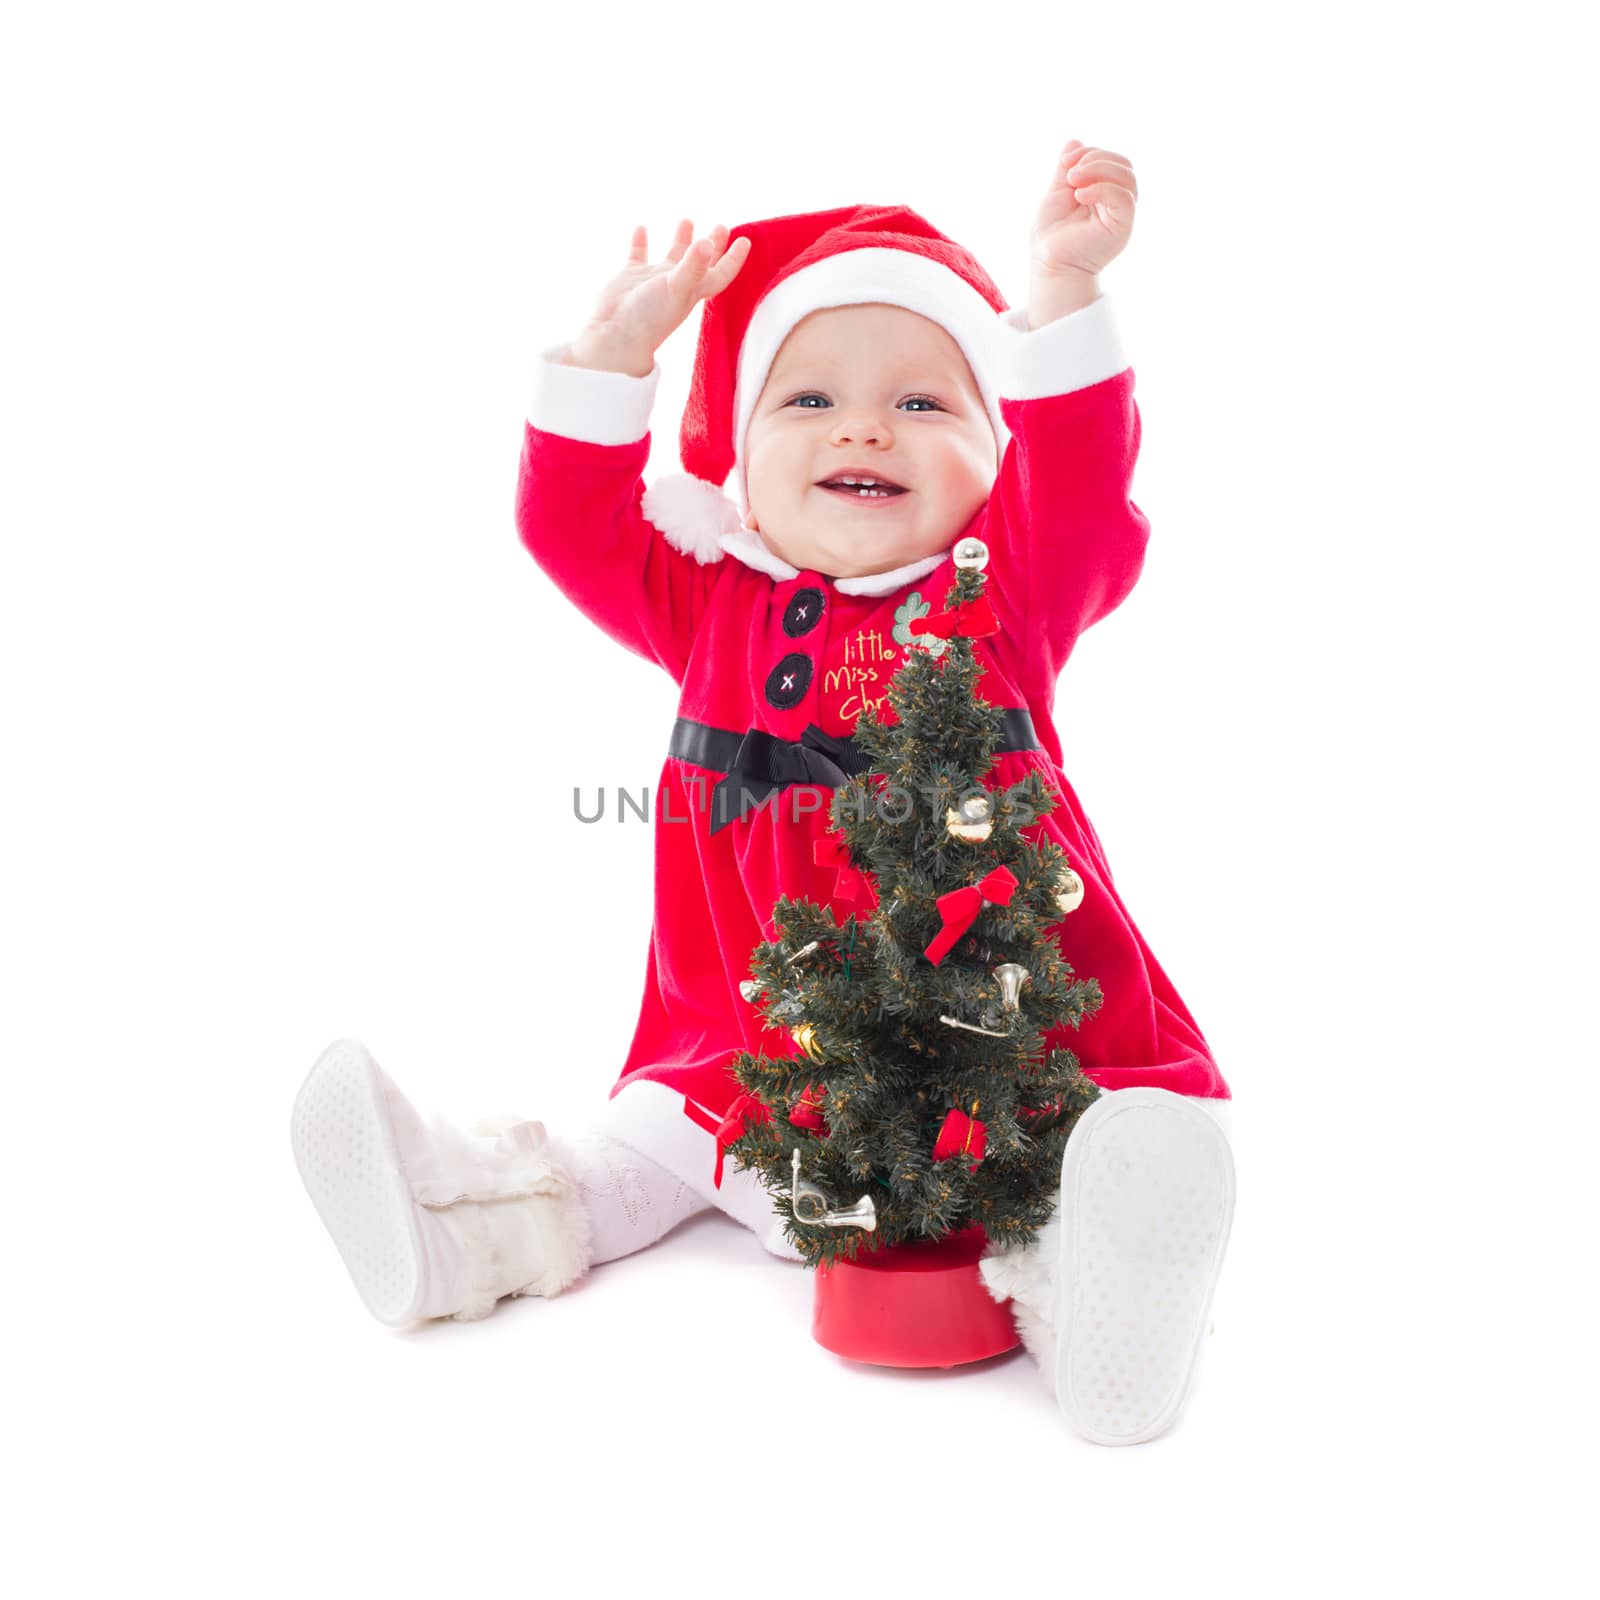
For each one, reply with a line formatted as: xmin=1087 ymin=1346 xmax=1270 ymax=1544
xmin=992 ymin=296 xmax=1127 ymax=400
xmin=528 ymin=343 xmax=662 ymax=446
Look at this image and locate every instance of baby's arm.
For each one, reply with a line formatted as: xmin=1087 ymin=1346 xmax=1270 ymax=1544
xmin=516 ymin=222 xmax=750 ymax=681
xmin=978 ymin=143 xmax=1149 ymax=692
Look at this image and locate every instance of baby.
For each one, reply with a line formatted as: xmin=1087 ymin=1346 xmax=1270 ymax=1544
xmin=292 ymin=141 xmax=1236 ymax=1447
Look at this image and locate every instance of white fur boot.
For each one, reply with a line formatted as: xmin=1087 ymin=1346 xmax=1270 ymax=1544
xmin=290 ymin=1039 xmax=593 ymax=1327
xmin=979 ymin=1088 xmax=1235 ymax=1446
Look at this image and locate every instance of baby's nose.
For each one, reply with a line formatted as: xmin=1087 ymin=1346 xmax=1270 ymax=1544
xmin=830 ymin=412 xmax=893 ymax=445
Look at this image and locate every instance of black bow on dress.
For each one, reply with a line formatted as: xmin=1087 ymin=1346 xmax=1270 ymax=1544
xmin=708 ymin=723 xmax=872 ymax=835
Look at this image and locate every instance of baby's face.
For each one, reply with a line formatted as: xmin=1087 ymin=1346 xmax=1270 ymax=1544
xmin=742 ymin=304 xmax=996 ymax=580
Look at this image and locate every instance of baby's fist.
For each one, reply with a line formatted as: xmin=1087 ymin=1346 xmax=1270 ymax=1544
xmin=1032 ymin=140 xmax=1138 ymax=280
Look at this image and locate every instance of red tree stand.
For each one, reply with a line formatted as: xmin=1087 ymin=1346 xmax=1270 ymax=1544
xmin=811 ymin=1224 xmax=1021 ymax=1368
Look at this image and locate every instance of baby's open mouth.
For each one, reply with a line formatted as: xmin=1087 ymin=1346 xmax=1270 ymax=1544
xmin=816 ymin=474 xmax=908 ymax=500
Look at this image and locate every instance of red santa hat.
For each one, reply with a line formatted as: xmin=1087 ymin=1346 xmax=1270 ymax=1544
xmin=641 ymin=203 xmax=1012 ymax=564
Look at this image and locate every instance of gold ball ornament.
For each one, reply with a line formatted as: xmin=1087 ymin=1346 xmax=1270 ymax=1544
xmin=791 ymin=1022 xmax=825 ymax=1062
xmin=952 ymin=537 xmax=989 ymax=571
xmin=945 ymin=791 xmax=994 ymax=843
xmin=1055 ymin=865 xmax=1086 ymax=914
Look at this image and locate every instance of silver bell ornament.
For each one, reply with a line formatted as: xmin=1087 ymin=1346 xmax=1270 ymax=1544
xmin=994 ymin=963 xmax=1031 ymax=1009
xmin=979 ymin=962 xmax=1031 ymax=1032
xmin=952 ymin=537 xmax=989 ymax=571
xmin=945 ymin=791 xmax=993 ymax=843
xmin=791 ymin=1148 xmax=877 ymax=1231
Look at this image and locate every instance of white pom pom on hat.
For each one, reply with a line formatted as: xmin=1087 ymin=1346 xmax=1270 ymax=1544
xmin=639 ymin=472 xmax=744 ymax=564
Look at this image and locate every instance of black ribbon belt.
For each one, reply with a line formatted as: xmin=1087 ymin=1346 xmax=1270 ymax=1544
xmin=669 ymin=711 xmax=1042 ymax=835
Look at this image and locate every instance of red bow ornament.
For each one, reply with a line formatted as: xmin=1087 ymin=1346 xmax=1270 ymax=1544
xmin=789 ymin=1082 xmax=831 ymax=1137
xmin=813 ymin=835 xmax=878 ymax=910
xmin=683 ymin=1092 xmax=772 ymax=1189
xmin=924 ymin=864 xmax=1018 ymax=965
xmin=907 ymin=592 xmax=999 ymax=642
xmin=933 ymin=1104 xmax=987 ymax=1173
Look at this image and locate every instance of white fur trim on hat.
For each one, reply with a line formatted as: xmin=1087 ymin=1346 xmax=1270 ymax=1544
xmin=730 ymin=247 xmax=1014 ymax=511
xmin=640 ymin=473 xmax=742 ymax=563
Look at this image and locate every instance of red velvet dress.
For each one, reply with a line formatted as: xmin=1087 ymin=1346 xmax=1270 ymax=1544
xmin=515 ymin=304 xmax=1228 ymax=1194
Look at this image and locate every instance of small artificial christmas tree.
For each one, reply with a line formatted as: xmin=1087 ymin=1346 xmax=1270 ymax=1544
xmin=722 ymin=537 xmax=1103 ymax=1277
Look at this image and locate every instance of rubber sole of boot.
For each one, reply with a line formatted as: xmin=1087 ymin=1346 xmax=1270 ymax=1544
xmin=1054 ymin=1088 xmax=1236 ymax=1446
xmin=290 ymin=1039 xmax=426 ymax=1327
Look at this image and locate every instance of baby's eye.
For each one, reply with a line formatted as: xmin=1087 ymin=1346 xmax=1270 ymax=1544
xmin=784 ymin=394 xmax=945 ymax=411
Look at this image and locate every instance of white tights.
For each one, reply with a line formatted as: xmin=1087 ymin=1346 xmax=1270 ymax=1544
xmin=555 ymin=1083 xmax=807 ymax=1266
xmin=559 ymin=1129 xmax=713 ymax=1265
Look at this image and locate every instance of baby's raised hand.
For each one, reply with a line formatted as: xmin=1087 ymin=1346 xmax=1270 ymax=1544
xmin=564 ymin=220 xmax=751 ymax=378
xmin=1031 ymin=140 xmax=1138 ymax=289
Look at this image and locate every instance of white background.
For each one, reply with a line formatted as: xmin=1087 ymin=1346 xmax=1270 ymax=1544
xmin=4 ymin=2 xmax=1594 ymax=1594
